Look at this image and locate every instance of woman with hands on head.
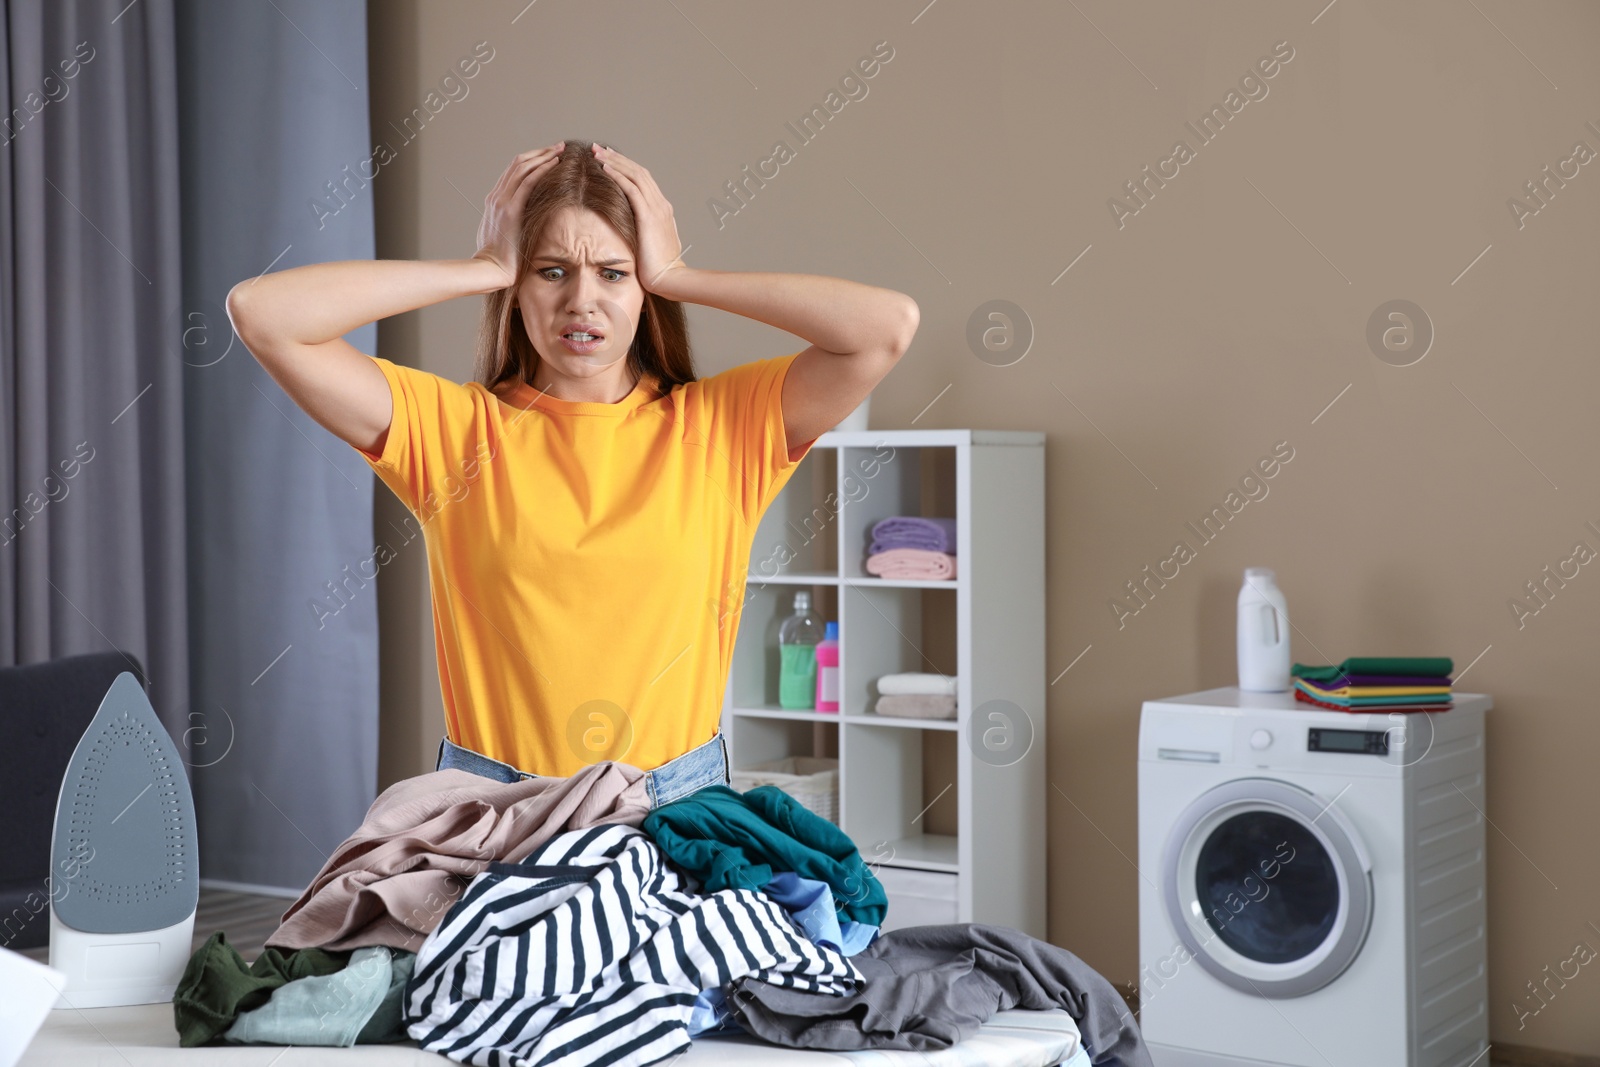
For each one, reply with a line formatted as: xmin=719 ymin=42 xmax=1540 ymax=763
xmin=226 ymin=139 xmax=918 ymax=800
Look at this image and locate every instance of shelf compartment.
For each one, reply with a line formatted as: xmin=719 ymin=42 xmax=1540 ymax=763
xmin=841 ymin=583 xmax=956 ymax=718
xmin=727 ymin=714 xmax=836 ymax=772
xmin=728 ymin=582 xmax=839 ymax=712
xmin=840 ymin=720 xmax=958 ymax=870
xmin=749 ymin=446 xmax=838 ymax=581
xmin=842 ymin=444 xmax=957 ymax=581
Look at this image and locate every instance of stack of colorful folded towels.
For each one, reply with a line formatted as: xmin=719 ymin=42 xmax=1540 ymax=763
xmin=1291 ymin=656 xmax=1454 ymax=713
xmin=874 ymin=672 xmax=958 ymax=720
xmin=864 ymin=515 xmax=957 ymax=580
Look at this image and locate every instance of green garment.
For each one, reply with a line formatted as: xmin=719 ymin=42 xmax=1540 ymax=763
xmin=642 ymin=784 xmax=888 ymax=925
xmin=1292 ymin=657 xmax=1453 ymax=681
xmin=172 ymin=931 xmax=350 ymax=1047
xmin=222 ymin=945 xmax=415 ymax=1046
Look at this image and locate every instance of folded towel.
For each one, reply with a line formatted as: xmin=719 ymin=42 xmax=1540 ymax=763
xmin=875 ymin=694 xmax=957 ymax=720
xmin=868 ymin=516 xmax=957 ymax=555
xmin=1294 ymin=690 xmax=1451 ymax=714
xmin=1295 ymin=680 xmax=1452 ymax=699
xmin=1298 ymin=673 xmax=1454 ymax=688
xmin=1293 ymin=681 xmax=1452 ymax=707
xmin=877 ymin=672 xmax=958 ymax=697
xmin=1293 ymin=657 xmax=1453 ymax=681
xmin=866 ymin=549 xmax=956 ymax=580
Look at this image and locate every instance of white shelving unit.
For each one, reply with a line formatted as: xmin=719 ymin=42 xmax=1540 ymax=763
xmin=720 ymin=429 xmax=1047 ymax=938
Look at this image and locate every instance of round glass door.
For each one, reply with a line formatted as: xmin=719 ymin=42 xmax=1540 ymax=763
xmin=1162 ymin=779 xmax=1372 ymax=998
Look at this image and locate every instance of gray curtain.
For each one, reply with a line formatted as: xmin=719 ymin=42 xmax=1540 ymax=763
xmin=0 ymin=6 xmax=189 ymax=731
xmin=2 ymin=0 xmax=380 ymax=893
xmin=176 ymin=0 xmax=379 ymax=890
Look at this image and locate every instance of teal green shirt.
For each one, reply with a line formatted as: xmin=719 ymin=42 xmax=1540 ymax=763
xmin=642 ymin=784 xmax=887 ymax=926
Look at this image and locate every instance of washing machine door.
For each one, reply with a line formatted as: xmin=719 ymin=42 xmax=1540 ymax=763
xmin=1161 ymin=777 xmax=1373 ymax=998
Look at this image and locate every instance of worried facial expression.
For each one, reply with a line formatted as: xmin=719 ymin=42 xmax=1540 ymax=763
xmin=518 ymin=205 xmax=644 ymax=378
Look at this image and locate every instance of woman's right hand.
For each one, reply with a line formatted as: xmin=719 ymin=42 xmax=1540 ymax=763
xmin=473 ymin=142 xmax=566 ymax=289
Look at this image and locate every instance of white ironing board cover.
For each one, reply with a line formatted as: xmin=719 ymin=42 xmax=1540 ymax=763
xmin=21 ymin=1004 xmax=1085 ymax=1066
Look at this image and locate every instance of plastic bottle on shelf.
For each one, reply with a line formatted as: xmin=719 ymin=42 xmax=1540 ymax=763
xmin=1237 ymin=567 xmax=1291 ymax=692
xmin=815 ymin=621 xmax=840 ymax=713
xmin=778 ymin=591 xmax=826 ymax=709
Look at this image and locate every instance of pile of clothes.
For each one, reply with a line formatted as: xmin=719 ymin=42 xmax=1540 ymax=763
xmin=173 ymin=761 xmax=655 ymax=1049
xmin=874 ymin=671 xmax=958 ymax=720
xmin=865 ymin=515 xmax=957 ymax=580
xmin=173 ymin=761 xmax=1152 ymax=1067
xmin=1292 ymin=656 xmax=1454 ymax=713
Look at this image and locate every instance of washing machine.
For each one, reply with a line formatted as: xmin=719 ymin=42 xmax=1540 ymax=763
xmin=1137 ymin=687 xmax=1490 ymax=1067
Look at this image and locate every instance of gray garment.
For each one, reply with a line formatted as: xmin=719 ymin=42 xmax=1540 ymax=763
xmin=725 ymin=922 xmax=1153 ymax=1067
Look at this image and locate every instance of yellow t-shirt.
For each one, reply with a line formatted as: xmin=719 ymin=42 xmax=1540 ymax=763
xmin=353 ymin=351 xmax=815 ymax=775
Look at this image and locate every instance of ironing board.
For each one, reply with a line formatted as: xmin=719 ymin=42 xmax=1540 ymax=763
xmin=20 ymin=1004 xmax=1087 ymax=1066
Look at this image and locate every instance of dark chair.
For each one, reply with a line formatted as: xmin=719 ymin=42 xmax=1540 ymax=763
xmin=0 ymin=651 xmax=146 ymax=951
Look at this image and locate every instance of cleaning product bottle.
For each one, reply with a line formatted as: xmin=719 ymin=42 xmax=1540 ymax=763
xmin=815 ymin=621 xmax=840 ymax=713
xmin=778 ymin=591 xmax=825 ymax=709
xmin=1237 ymin=567 xmax=1291 ymax=692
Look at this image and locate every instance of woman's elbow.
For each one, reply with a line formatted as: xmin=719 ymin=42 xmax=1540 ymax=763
xmin=890 ymin=295 xmax=920 ymax=356
xmin=224 ymin=281 xmax=252 ymax=329
xmin=225 ymin=281 xmax=271 ymax=350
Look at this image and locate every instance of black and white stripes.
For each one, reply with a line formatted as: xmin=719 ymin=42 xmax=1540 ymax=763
xmin=404 ymin=823 xmax=862 ymax=1067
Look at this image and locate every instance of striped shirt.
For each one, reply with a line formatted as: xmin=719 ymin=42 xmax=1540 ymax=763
xmin=404 ymin=823 xmax=862 ymax=1067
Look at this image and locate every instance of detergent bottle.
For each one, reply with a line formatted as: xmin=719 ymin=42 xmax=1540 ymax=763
xmin=815 ymin=621 xmax=840 ymax=713
xmin=1237 ymin=567 xmax=1291 ymax=692
xmin=778 ymin=591 xmax=825 ymax=709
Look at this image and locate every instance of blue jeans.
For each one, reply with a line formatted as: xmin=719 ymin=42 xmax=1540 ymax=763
xmin=435 ymin=731 xmax=730 ymax=809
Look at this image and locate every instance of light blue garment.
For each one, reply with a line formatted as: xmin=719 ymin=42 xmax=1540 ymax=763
xmin=223 ymin=945 xmax=414 ymax=1046
xmin=761 ymin=871 xmax=880 ymax=955
xmin=687 ymin=986 xmax=734 ymax=1037
xmin=688 ymin=872 xmax=880 ymax=1038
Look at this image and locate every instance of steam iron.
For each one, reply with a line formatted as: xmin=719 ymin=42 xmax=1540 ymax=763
xmin=48 ymin=671 xmax=198 ymax=1008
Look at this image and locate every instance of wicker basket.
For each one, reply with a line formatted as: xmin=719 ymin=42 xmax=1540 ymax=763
xmin=731 ymin=756 xmax=839 ymax=824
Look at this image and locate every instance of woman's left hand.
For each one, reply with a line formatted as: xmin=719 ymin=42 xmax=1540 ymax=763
xmin=593 ymin=144 xmax=688 ymax=295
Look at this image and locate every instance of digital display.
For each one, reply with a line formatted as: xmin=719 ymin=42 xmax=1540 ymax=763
xmin=1307 ymin=728 xmax=1387 ymax=755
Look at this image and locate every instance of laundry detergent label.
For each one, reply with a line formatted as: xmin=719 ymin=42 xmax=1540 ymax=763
xmin=819 ymin=666 xmax=839 ymax=703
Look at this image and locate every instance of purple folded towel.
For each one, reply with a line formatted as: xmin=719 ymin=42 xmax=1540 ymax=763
xmin=868 ymin=515 xmax=957 ymax=555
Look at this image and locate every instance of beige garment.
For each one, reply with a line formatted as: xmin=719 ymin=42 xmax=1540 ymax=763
xmin=874 ymin=694 xmax=958 ymax=720
xmin=265 ymin=763 xmax=651 ymax=952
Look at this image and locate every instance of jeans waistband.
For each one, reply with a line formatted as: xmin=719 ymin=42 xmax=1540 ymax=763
xmin=435 ymin=731 xmax=730 ymax=809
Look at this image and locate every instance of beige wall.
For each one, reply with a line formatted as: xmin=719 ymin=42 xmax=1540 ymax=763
xmin=367 ymin=1 xmax=1600 ymax=1054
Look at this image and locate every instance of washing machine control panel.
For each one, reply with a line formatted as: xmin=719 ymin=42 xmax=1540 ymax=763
xmin=1136 ymin=691 xmax=1457 ymax=773
xmin=1307 ymin=727 xmax=1389 ymax=755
